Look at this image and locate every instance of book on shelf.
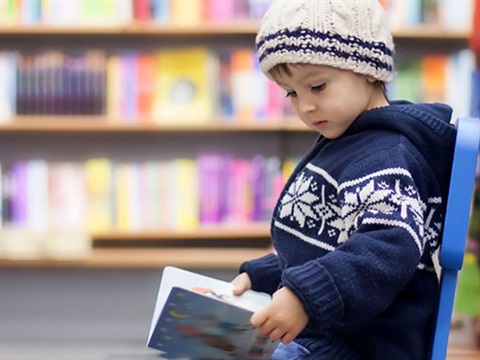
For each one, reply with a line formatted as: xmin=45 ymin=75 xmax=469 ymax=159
xmin=390 ymin=57 xmax=422 ymax=103
xmin=170 ymin=0 xmax=203 ymax=26
xmin=153 ymin=47 xmax=217 ymax=124
xmin=1 ymin=0 xmax=475 ymax=32
xmin=230 ymin=49 xmax=257 ymax=121
xmin=0 ymin=52 xmax=17 ymax=123
xmin=169 ymin=158 xmax=199 ymax=230
xmin=421 ymin=55 xmax=448 ymax=103
xmin=472 ymin=69 xmax=480 ymax=118
xmin=85 ymin=158 xmax=113 ymax=232
xmin=147 ymin=266 xmax=278 ymax=359
xmin=1 ymin=155 xmax=296 ymax=232
xmin=48 ymin=162 xmax=86 ymax=231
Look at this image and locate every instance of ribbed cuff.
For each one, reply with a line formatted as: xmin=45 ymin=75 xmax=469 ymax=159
xmin=282 ymin=261 xmax=344 ymax=329
xmin=239 ymin=253 xmax=281 ymax=295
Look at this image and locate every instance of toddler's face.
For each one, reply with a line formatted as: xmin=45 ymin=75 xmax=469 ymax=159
xmin=272 ymin=64 xmax=388 ymax=139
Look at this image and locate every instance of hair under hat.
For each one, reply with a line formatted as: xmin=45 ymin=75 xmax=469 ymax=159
xmin=256 ymin=0 xmax=395 ymax=83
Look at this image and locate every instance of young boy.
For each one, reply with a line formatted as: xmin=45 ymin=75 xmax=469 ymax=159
xmin=231 ymin=0 xmax=456 ymax=359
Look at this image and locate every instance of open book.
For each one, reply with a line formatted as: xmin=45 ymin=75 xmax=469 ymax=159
xmin=147 ymin=266 xmax=278 ymax=359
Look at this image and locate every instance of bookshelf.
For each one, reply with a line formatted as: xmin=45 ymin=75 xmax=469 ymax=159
xmin=0 ymin=2 xmax=475 ymax=269
xmin=0 ymin=20 xmax=472 ymax=39
xmin=0 ymin=117 xmax=309 ymax=133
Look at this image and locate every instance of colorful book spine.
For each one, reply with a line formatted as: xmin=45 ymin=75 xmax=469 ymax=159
xmin=85 ymin=158 xmax=113 ymax=232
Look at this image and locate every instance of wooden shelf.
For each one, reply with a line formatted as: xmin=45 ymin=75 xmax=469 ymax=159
xmin=0 ymin=117 xmax=308 ymax=133
xmin=0 ymin=224 xmax=273 ymax=268
xmin=0 ymin=22 xmax=261 ymax=37
xmin=92 ymin=223 xmax=270 ymax=241
xmin=0 ymin=247 xmax=271 ymax=269
xmin=391 ymin=25 xmax=471 ymax=40
xmin=0 ymin=23 xmax=471 ymax=40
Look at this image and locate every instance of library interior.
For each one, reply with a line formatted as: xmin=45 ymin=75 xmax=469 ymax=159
xmin=0 ymin=0 xmax=479 ymax=359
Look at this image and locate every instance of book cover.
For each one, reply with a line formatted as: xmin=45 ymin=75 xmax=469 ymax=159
xmin=148 ymin=266 xmax=278 ymax=359
xmin=153 ymin=47 xmax=217 ymax=124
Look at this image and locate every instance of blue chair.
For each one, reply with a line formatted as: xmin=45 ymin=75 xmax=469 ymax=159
xmin=430 ymin=117 xmax=480 ymax=360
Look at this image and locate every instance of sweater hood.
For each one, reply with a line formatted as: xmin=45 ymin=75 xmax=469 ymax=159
xmin=347 ymin=101 xmax=456 ymax=190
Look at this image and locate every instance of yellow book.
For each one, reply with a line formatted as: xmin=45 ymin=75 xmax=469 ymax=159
xmin=114 ymin=163 xmax=129 ymax=231
xmin=115 ymin=163 xmax=142 ymax=231
xmin=85 ymin=158 xmax=113 ymax=232
xmin=282 ymin=158 xmax=298 ymax=182
xmin=171 ymin=0 xmax=203 ymax=27
xmin=153 ymin=47 xmax=217 ymax=124
xmin=171 ymin=158 xmax=199 ymax=230
xmin=106 ymin=55 xmax=122 ymax=121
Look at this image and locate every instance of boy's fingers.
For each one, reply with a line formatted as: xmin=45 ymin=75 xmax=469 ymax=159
xmin=250 ymin=309 xmax=267 ymax=327
xmin=232 ymin=285 xmax=244 ymax=295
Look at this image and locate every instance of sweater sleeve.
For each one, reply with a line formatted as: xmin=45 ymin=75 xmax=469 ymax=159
xmin=239 ymin=253 xmax=282 ymax=296
xmin=281 ymin=143 xmax=438 ymax=330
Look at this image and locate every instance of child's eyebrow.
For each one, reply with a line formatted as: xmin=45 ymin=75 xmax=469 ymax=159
xmin=275 ymin=81 xmax=291 ymax=88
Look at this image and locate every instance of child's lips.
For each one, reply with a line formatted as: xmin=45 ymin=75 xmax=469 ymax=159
xmin=313 ymin=120 xmax=328 ymax=128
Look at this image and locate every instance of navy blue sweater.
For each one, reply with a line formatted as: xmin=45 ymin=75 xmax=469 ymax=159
xmin=240 ymin=101 xmax=456 ymax=359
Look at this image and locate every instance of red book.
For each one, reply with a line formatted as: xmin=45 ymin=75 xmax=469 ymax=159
xmin=134 ymin=0 xmax=151 ymax=22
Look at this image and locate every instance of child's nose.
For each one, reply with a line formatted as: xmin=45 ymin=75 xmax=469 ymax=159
xmin=298 ymin=96 xmax=317 ymax=114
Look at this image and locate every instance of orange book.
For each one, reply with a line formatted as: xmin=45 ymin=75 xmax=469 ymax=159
xmin=421 ymin=55 xmax=447 ymax=103
xmin=230 ymin=49 xmax=256 ymax=121
xmin=137 ymin=54 xmax=156 ymax=124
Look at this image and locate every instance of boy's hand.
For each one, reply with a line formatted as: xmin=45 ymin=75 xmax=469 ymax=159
xmin=231 ymin=272 xmax=252 ymax=296
xmin=251 ymin=286 xmax=308 ymax=344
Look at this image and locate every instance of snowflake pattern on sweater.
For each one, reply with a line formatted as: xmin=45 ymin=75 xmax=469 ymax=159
xmin=275 ymin=162 xmax=443 ymax=270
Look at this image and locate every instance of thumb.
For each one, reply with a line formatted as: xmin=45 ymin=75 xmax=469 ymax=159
xmin=232 ymin=281 xmax=246 ymax=296
xmin=231 ymin=273 xmax=251 ymax=296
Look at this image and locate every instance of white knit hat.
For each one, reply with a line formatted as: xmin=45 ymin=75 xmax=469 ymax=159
xmin=256 ymin=0 xmax=395 ymax=83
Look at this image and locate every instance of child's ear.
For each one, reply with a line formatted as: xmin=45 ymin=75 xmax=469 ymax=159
xmin=366 ymin=76 xmax=377 ymax=83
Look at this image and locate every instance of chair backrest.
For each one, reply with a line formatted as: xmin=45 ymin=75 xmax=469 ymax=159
xmin=430 ymin=117 xmax=480 ymax=360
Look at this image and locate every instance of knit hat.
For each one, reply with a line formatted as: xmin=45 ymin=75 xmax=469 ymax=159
xmin=256 ymin=0 xmax=395 ymax=83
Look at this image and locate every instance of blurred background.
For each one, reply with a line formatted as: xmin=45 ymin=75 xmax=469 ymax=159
xmin=0 ymin=0 xmax=479 ymax=359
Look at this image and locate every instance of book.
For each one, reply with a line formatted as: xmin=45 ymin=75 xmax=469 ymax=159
xmin=85 ymin=158 xmax=113 ymax=232
xmin=148 ymin=266 xmax=278 ymax=359
xmin=153 ymin=47 xmax=217 ymax=124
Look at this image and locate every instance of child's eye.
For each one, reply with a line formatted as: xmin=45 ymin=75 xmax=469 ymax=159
xmin=311 ymin=84 xmax=326 ymax=92
xmin=285 ymin=91 xmax=297 ymax=98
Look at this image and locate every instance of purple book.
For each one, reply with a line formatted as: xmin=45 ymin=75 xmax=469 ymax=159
xmin=198 ymin=153 xmax=224 ymax=224
xmin=250 ymin=155 xmax=266 ymax=222
xmin=11 ymin=162 xmax=28 ymax=226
